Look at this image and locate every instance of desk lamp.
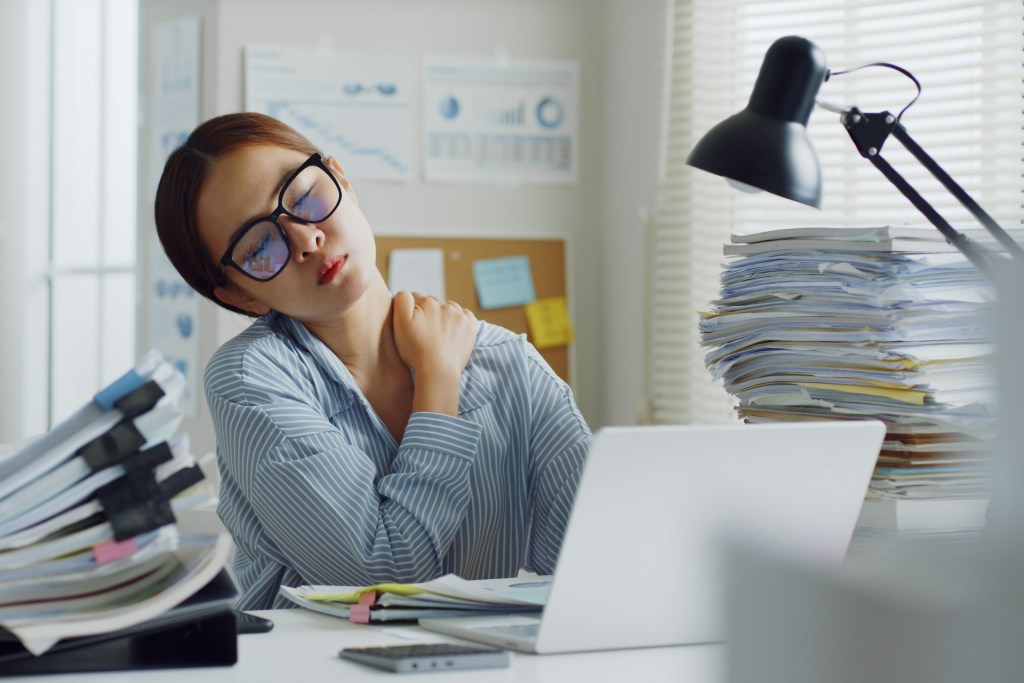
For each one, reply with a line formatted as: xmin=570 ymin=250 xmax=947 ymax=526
xmin=685 ymin=35 xmax=1024 ymax=275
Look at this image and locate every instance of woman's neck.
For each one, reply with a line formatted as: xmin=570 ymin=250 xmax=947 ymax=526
xmin=302 ymin=276 xmax=404 ymax=380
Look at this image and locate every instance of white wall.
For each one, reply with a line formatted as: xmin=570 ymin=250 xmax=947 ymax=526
xmin=138 ymin=0 xmax=668 ymax=456
xmin=598 ymin=0 xmax=667 ymax=425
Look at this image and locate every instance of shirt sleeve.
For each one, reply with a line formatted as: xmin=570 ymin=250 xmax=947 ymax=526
xmin=207 ymin=348 xmax=483 ymax=588
xmin=520 ymin=344 xmax=592 ymax=574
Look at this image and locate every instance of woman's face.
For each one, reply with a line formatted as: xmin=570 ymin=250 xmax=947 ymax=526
xmin=196 ymin=144 xmax=378 ymax=324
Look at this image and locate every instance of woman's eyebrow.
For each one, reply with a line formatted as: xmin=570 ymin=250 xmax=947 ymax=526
xmin=224 ymin=164 xmax=301 ymax=245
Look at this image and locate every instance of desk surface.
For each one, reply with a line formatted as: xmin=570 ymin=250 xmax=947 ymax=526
xmin=5 ymin=609 xmax=726 ymax=682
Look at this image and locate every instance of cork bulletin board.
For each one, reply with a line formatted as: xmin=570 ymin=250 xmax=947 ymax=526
xmin=375 ymin=236 xmax=569 ymax=383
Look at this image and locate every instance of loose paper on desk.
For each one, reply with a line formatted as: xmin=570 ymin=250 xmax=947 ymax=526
xmin=472 ymin=255 xmax=536 ymax=310
xmin=388 ymin=248 xmax=446 ymax=300
xmin=308 ymin=574 xmax=548 ymax=607
xmin=525 ymin=296 xmax=574 ymax=349
xmin=285 ymin=574 xmax=547 ymax=610
xmin=280 ymin=574 xmax=548 ymax=622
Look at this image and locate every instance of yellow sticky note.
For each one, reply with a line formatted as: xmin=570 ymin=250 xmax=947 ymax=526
xmin=307 ymin=582 xmax=426 ymax=603
xmin=525 ymin=297 xmax=574 ymax=349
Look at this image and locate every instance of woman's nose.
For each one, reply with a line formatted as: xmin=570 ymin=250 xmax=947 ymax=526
xmin=281 ymin=217 xmax=324 ymax=260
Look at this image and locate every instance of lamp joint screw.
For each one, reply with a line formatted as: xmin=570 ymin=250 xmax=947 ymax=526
xmin=868 ymin=147 xmax=878 ymax=156
xmin=850 ymin=113 xmax=862 ymax=124
xmin=885 ymin=114 xmax=895 ymax=124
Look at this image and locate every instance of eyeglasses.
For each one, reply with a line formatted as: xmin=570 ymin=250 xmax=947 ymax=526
xmin=219 ymin=153 xmax=343 ymax=282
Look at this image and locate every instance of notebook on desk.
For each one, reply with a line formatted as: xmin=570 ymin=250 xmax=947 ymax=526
xmin=419 ymin=420 xmax=885 ymax=654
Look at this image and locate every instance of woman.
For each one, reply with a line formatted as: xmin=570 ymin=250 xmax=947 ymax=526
xmin=155 ymin=113 xmax=592 ymax=609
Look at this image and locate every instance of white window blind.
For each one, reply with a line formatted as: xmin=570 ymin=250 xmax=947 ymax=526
xmin=649 ymin=0 xmax=1024 ymax=425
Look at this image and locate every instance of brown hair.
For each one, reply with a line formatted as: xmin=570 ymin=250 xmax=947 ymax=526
xmin=154 ymin=112 xmax=319 ymax=315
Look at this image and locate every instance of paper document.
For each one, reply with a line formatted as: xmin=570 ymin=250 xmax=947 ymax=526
xmin=423 ymin=54 xmax=579 ymax=184
xmin=245 ymin=45 xmax=416 ymax=181
xmin=388 ymin=248 xmax=446 ymax=299
xmin=281 ymin=574 xmax=549 ymax=623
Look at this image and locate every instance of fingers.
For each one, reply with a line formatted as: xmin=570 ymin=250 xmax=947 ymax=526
xmin=398 ymin=291 xmax=475 ymax=319
xmin=393 ymin=290 xmax=413 ymax=321
xmin=454 ymin=301 xmax=477 ymax=320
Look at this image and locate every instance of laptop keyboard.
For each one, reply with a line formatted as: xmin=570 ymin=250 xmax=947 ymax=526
xmin=478 ymin=623 xmax=540 ymax=639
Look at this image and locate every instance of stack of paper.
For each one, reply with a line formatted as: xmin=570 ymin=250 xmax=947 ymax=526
xmin=700 ymin=226 xmax=999 ymax=544
xmin=0 ymin=351 xmax=230 ymax=657
xmin=281 ymin=574 xmax=549 ymax=623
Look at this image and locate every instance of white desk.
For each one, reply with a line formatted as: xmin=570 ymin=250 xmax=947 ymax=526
xmin=5 ymin=609 xmax=726 ymax=682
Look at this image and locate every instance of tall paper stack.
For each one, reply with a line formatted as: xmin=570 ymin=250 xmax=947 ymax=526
xmin=700 ymin=226 xmax=1000 ymax=548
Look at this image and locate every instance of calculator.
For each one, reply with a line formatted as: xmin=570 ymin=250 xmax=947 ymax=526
xmin=338 ymin=642 xmax=511 ymax=673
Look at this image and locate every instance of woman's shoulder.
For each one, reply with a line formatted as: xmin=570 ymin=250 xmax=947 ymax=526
xmin=471 ymin=320 xmax=553 ymax=376
xmin=208 ymin=315 xmax=289 ymax=364
xmin=472 ymin=321 xmax=567 ymax=389
xmin=204 ymin=316 xmax=311 ymax=401
xmin=471 ymin=320 xmax=533 ymax=367
xmin=474 ymin=320 xmax=525 ymax=349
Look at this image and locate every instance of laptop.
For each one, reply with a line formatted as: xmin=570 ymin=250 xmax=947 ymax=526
xmin=418 ymin=420 xmax=885 ymax=654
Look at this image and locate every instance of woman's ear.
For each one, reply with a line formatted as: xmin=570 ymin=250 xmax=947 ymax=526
xmin=325 ymin=156 xmax=357 ymax=204
xmin=214 ymin=283 xmax=271 ymax=316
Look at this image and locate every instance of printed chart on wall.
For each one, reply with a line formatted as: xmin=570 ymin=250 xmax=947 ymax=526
xmin=245 ymin=46 xmax=416 ymax=182
xmin=146 ymin=16 xmax=201 ymax=416
xmin=423 ymin=55 xmax=579 ymax=185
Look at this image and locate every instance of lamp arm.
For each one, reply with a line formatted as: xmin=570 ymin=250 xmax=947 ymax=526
xmin=838 ymin=106 xmax=1023 ymax=275
xmin=890 ymin=122 xmax=1024 ymax=260
xmin=865 ymin=149 xmax=996 ymax=274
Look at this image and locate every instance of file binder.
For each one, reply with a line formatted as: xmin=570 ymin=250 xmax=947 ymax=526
xmin=0 ymin=569 xmax=238 ymax=675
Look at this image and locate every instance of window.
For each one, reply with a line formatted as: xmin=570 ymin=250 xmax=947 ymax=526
xmin=2 ymin=0 xmax=138 ymax=439
xmin=50 ymin=0 xmax=139 ymax=425
xmin=649 ymin=0 xmax=1024 ymax=424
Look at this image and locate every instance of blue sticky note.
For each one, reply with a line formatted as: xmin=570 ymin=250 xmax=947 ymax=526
xmin=472 ymin=256 xmax=537 ymax=310
xmin=93 ymin=369 xmax=146 ymax=410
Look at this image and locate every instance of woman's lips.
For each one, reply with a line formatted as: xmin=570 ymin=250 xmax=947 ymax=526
xmin=318 ymin=256 xmax=346 ymax=285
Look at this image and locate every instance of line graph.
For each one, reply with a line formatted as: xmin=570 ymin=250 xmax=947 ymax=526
xmin=265 ymin=100 xmax=413 ymax=179
xmin=246 ymin=46 xmax=416 ymax=182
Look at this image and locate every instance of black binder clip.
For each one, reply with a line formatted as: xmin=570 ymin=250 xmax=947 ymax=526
xmin=77 ymin=420 xmax=146 ymax=473
xmin=114 ymin=381 xmax=165 ymax=419
xmin=96 ymin=471 xmax=176 ymax=542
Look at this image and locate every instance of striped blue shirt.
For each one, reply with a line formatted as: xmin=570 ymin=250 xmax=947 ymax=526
xmin=205 ymin=312 xmax=592 ymax=610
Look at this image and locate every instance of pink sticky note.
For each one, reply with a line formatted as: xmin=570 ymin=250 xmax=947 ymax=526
xmin=93 ymin=538 xmax=138 ymax=565
xmin=349 ymin=591 xmax=378 ymax=624
xmin=349 ymin=605 xmax=371 ymax=624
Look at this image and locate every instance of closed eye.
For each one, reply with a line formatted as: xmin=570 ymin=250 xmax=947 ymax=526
xmin=289 ymin=186 xmax=316 ymax=219
xmin=242 ymin=233 xmax=271 ymax=264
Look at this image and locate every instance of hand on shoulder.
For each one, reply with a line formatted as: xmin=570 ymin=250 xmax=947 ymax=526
xmin=392 ymin=291 xmax=478 ymax=382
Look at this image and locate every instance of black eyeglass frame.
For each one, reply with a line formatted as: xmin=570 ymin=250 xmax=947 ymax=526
xmin=218 ymin=152 xmax=343 ymax=282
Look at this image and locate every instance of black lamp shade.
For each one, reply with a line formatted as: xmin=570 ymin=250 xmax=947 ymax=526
xmin=686 ymin=36 xmax=828 ymax=209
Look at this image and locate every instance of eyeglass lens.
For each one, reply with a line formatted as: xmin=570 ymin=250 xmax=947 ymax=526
xmin=230 ymin=163 xmax=340 ymax=280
